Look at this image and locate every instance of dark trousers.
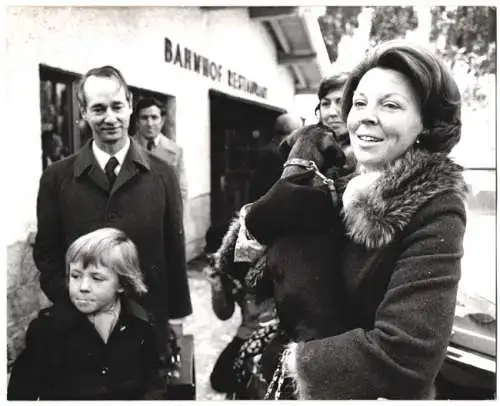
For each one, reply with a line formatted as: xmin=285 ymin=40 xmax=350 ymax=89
xmin=210 ymin=337 xmax=244 ymax=396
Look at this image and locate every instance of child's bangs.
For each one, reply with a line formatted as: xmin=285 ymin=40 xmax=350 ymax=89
xmin=100 ymin=244 xmax=131 ymax=270
xmin=67 ymin=237 xmax=122 ymax=270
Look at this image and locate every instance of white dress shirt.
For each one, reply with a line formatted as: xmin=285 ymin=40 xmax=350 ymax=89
xmin=91 ymin=136 xmax=131 ymax=176
xmin=150 ymin=134 xmax=160 ymax=148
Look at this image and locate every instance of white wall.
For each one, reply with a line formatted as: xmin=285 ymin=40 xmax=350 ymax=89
xmin=293 ymin=93 xmax=319 ymax=125
xmin=5 ymin=6 xmax=296 ymax=245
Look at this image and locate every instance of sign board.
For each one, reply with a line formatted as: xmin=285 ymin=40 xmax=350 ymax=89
xmin=165 ymin=37 xmax=268 ymax=99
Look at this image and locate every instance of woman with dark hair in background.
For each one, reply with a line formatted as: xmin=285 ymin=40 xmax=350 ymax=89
xmin=315 ymin=73 xmax=356 ymax=176
xmin=315 ymin=72 xmax=349 ymax=134
xmin=245 ymin=39 xmax=467 ymax=399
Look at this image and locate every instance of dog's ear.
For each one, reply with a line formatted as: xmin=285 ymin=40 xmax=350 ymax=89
xmin=278 ymin=136 xmax=292 ymax=159
xmin=279 ymin=127 xmax=303 ymax=159
xmin=321 ymin=134 xmax=346 ymax=167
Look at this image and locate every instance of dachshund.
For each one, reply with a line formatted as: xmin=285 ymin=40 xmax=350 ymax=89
xmin=264 ymin=123 xmax=349 ymax=342
xmin=213 ymin=124 xmax=352 ymax=393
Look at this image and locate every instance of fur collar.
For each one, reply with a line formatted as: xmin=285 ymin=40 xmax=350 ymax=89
xmin=342 ymin=148 xmax=468 ymax=249
xmin=214 ymin=217 xmax=241 ymax=276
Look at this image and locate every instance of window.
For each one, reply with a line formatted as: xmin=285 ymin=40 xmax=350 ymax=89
xmin=39 ymin=65 xmax=79 ymax=169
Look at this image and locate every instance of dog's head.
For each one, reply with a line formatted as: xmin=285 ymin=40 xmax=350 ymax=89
xmin=279 ymin=124 xmax=346 ymax=178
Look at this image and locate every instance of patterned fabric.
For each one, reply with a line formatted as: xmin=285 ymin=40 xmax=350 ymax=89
xmin=233 ymin=321 xmax=279 ymax=390
xmin=244 ymin=255 xmax=268 ymax=290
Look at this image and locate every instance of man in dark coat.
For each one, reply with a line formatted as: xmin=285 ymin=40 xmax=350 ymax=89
xmin=247 ymin=113 xmax=302 ymax=202
xmin=33 ymin=65 xmax=192 ymax=368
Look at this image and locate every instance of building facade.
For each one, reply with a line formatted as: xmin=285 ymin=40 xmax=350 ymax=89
xmin=6 ymin=6 xmax=330 ymax=365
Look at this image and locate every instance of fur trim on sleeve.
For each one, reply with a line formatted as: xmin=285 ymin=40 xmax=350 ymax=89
xmin=214 ymin=217 xmax=241 ymax=276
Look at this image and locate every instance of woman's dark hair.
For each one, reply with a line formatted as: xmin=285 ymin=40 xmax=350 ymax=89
xmin=315 ymin=73 xmax=350 ymax=115
xmin=341 ymin=40 xmax=461 ymax=154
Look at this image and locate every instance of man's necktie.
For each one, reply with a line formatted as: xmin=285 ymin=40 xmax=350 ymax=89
xmin=147 ymin=140 xmax=154 ymax=151
xmin=105 ymin=156 xmax=119 ymax=188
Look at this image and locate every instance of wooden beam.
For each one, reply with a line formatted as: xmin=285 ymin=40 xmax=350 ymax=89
xmin=249 ymin=7 xmax=298 ymax=21
xmin=269 ymin=19 xmax=290 ymax=53
xmin=199 ymin=7 xmax=229 ymax=11
xmin=295 ymin=86 xmax=319 ymax=95
xmin=291 ymin=65 xmax=307 ymax=89
xmin=278 ymin=51 xmax=317 ymax=66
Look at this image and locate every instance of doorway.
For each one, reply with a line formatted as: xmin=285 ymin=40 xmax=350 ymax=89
xmin=209 ymin=90 xmax=285 ymax=227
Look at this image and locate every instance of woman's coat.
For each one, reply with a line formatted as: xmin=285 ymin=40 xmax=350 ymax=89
xmin=287 ymin=148 xmax=468 ymax=399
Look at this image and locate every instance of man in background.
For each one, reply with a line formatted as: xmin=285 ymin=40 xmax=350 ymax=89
xmin=134 ymin=97 xmax=188 ymax=209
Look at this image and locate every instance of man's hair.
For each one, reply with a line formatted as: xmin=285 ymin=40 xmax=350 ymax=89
xmin=66 ymin=227 xmax=147 ymax=296
xmin=341 ymin=40 xmax=461 ymax=154
xmin=77 ymin=65 xmax=133 ymax=110
xmin=134 ymin=97 xmax=166 ymax=118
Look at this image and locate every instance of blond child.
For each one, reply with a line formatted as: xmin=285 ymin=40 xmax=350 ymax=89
xmin=8 ymin=227 xmax=162 ymax=400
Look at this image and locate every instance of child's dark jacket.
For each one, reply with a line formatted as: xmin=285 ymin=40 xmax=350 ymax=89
xmin=8 ymin=300 xmax=161 ymax=400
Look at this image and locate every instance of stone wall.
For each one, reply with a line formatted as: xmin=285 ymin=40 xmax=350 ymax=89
xmin=6 ymin=233 xmax=51 ymax=368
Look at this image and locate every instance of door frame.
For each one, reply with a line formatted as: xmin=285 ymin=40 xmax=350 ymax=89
xmin=209 ymin=89 xmax=286 ymax=226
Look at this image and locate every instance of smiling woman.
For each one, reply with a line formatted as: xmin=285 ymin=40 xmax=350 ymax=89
xmin=244 ymin=39 xmax=468 ymax=399
xmin=346 ymin=67 xmax=424 ymax=171
xmin=341 ymin=40 xmax=462 ymax=156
